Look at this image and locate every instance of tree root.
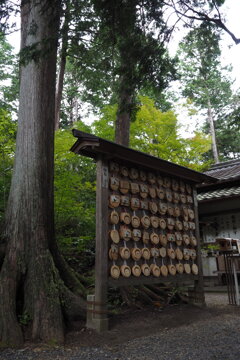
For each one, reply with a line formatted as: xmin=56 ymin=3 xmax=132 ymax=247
xmin=147 ymin=284 xmax=170 ymax=298
xmin=50 ymin=241 xmax=87 ymax=297
xmin=62 ymin=286 xmax=86 ymax=322
xmin=117 ymin=284 xmax=180 ymax=308
xmin=141 ymin=286 xmax=165 ymax=302
xmin=137 ymin=286 xmax=154 ymax=304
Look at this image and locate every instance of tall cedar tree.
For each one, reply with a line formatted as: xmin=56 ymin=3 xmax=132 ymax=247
xmin=178 ymin=24 xmax=233 ymax=163
xmin=0 ymin=0 xmax=85 ymax=346
xmin=92 ymin=0 xmax=176 ymax=146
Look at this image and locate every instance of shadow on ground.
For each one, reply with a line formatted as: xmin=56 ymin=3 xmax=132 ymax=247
xmin=66 ymin=298 xmax=240 ymax=348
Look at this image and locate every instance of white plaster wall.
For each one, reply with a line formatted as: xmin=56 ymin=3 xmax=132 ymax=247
xmin=202 ymin=257 xmax=218 ymax=277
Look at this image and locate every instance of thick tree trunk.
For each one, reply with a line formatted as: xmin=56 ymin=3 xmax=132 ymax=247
xmin=207 ymin=98 xmax=219 ymax=163
xmin=0 ymin=0 xmax=85 ymax=347
xmin=55 ymin=1 xmax=70 ymax=130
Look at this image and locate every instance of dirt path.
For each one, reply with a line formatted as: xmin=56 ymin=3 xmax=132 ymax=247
xmin=1 ymin=293 xmax=240 ymax=360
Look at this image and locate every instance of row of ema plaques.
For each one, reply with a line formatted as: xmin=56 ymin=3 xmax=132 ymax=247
xmin=107 ymin=162 xmax=198 ymax=279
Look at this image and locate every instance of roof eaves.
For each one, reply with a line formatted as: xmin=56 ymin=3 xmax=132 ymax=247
xmin=71 ymin=130 xmax=217 ymax=184
xmin=198 ymin=193 xmax=240 ymax=202
xmin=209 ymin=159 xmax=240 ymax=170
xmin=197 ymin=185 xmax=240 ymax=202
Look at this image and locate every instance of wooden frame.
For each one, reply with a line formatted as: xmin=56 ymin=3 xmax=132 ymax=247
xmin=71 ymin=131 xmax=217 ymax=332
xmin=91 ymin=156 xmax=109 ymax=331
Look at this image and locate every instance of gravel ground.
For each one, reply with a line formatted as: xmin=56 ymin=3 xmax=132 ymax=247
xmin=1 ymin=293 xmax=240 ymax=360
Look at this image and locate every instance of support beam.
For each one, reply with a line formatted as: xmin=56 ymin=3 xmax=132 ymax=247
xmin=86 ymin=156 xmax=109 ymax=332
xmin=192 ymin=188 xmax=205 ymax=306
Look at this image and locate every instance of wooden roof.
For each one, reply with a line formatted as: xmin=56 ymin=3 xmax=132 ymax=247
xmin=204 ymin=159 xmax=240 ymax=181
xmin=71 ymin=130 xmax=216 ymax=184
xmin=198 ymin=159 xmax=240 ymax=203
xmin=198 ymin=185 xmax=240 ymax=201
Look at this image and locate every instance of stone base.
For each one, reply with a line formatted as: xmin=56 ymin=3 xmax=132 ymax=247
xmin=86 ymin=294 xmax=109 ymax=332
xmin=89 ymin=317 xmax=109 ymax=332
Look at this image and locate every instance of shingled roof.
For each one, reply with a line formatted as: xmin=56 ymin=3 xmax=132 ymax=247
xmin=204 ymin=159 xmax=240 ymax=180
xmin=197 ymin=159 xmax=240 ymax=202
xmin=198 ymin=185 xmax=240 ymax=201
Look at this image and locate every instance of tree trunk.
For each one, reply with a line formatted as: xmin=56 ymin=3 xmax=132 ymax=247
xmin=55 ymin=1 xmax=70 ymax=130
xmin=114 ymin=1 xmax=137 ymax=148
xmin=115 ymin=88 xmax=132 ymax=147
xmin=0 ymin=0 xmax=84 ymax=347
xmin=207 ymin=98 xmax=219 ymax=163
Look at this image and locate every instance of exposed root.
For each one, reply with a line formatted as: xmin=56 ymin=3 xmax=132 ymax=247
xmin=62 ymin=286 xmax=86 ymax=322
xmin=50 ymin=241 xmax=87 ymax=297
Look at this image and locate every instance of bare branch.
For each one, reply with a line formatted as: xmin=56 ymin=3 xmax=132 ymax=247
xmin=164 ymin=0 xmax=240 ymax=45
xmin=212 ymin=0 xmax=221 ymax=20
xmin=167 ymin=1 xmax=240 ymax=45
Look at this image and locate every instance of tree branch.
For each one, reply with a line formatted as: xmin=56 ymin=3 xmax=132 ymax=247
xmin=166 ymin=0 xmax=240 ymax=45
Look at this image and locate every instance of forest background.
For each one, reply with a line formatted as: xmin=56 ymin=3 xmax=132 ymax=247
xmin=0 ymin=0 xmax=240 ymax=346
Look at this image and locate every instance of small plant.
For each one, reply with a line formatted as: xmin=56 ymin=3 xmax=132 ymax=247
xmin=18 ymin=311 xmax=31 ymax=326
xmin=207 ymin=243 xmax=220 ymax=251
xmin=201 ymin=243 xmax=220 ymax=251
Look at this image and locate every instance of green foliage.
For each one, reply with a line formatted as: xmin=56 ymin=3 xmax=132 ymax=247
xmin=93 ymin=96 xmax=211 ymax=170
xmin=0 ymin=109 xmax=16 ymax=228
xmin=94 ymin=0 xmax=177 ymax=122
xmin=177 ymin=23 xmax=239 ymax=161
xmin=20 ymin=25 xmax=60 ymax=66
xmin=0 ymin=115 xmax=97 ymax=268
xmin=178 ymin=24 xmax=232 ymax=111
xmin=59 ymin=0 xmax=177 ymax=128
xmin=54 ymin=124 xmax=96 ymax=270
xmin=180 ymin=132 xmax=212 ymax=171
xmin=202 ymin=97 xmax=240 ymax=161
xmin=54 ymin=126 xmax=96 ymax=240
xmin=60 ymin=60 xmax=81 ymax=128
xmin=0 ymin=1 xmax=19 ymax=34
xmin=205 ymin=243 xmax=220 ymax=251
xmin=130 ymin=96 xmax=181 ymax=160
xmin=130 ymin=96 xmax=211 ymax=170
xmin=0 ymin=33 xmax=19 ymax=114
xmin=92 ymin=104 xmax=116 ymax=140
xmin=214 ymin=94 xmax=240 ymax=160
xmin=18 ymin=311 xmax=31 ymax=326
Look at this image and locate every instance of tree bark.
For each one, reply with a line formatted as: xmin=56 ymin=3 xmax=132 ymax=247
xmin=115 ymin=88 xmax=132 ymax=147
xmin=0 ymin=0 xmax=84 ymax=347
xmin=113 ymin=1 xmax=137 ymax=148
xmin=55 ymin=1 xmax=70 ymax=130
xmin=207 ymin=98 xmax=219 ymax=163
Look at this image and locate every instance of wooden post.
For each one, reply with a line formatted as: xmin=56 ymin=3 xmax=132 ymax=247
xmin=232 ymin=259 xmax=240 ymax=306
xmin=191 ymin=188 xmax=206 ymax=306
xmin=86 ymin=156 xmax=109 ymax=332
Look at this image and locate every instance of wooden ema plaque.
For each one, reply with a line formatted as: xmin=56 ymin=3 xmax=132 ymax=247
xmin=107 ymin=162 xmax=199 ymax=282
xmin=70 ymin=131 xmax=212 ymax=332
